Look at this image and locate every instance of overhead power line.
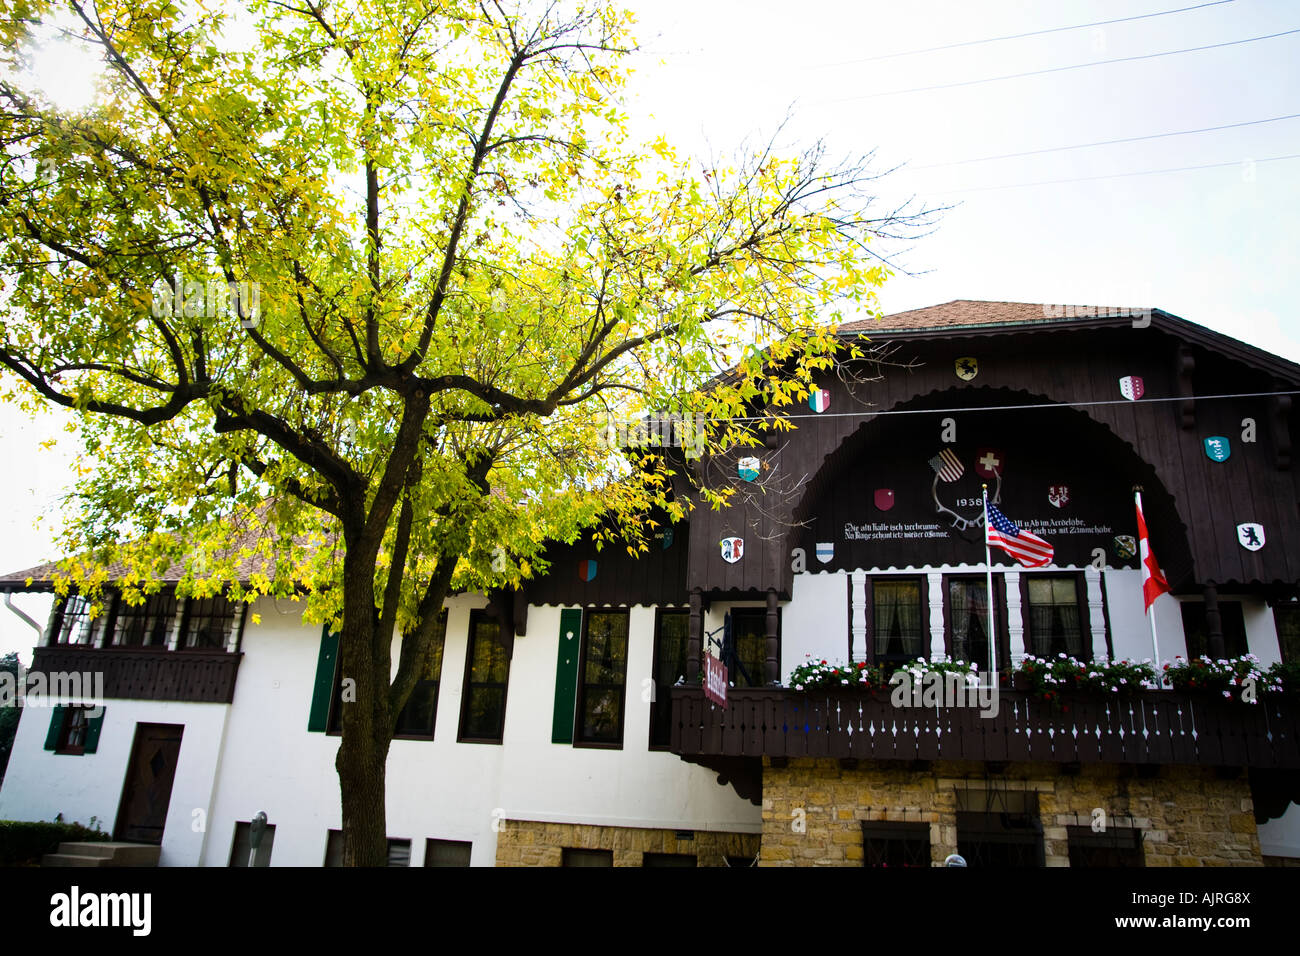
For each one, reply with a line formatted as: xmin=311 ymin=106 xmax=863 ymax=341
xmin=821 ymin=0 xmax=1235 ymax=66
xmin=912 ymin=113 xmax=1300 ymax=169
xmin=835 ymin=28 xmax=1300 ymax=100
xmin=934 ymin=153 xmax=1300 ymax=194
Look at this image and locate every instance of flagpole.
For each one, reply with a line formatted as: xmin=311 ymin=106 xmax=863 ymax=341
xmin=1136 ymin=490 xmax=1164 ymax=685
xmin=983 ymin=483 xmax=997 ymax=688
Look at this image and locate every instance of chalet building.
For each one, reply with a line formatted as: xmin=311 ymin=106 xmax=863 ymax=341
xmin=3 ymin=300 xmax=1300 ymax=867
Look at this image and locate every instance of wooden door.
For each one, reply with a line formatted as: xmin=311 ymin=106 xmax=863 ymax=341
xmin=114 ymin=723 xmax=184 ymax=844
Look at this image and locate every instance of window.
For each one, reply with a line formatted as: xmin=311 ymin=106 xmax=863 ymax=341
xmin=458 ymin=611 xmax=510 ymax=743
xmin=562 ymin=848 xmax=613 ymax=867
xmin=1066 ymin=826 xmax=1144 ymax=867
xmin=1275 ymin=604 xmax=1300 ymax=662
xmin=43 ymin=705 xmax=104 ymax=756
xmin=650 ymin=610 xmax=689 ymax=749
xmin=229 ymin=821 xmax=276 ymax=867
xmin=394 ymin=611 xmax=448 ymax=739
xmin=111 ymin=592 xmax=178 ymax=647
xmin=955 ymin=791 xmax=1043 ymax=867
xmin=946 ymin=577 xmax=1002 ymax=670
xmin=871 ymin=578 xmax=925 ymax=669
xmin=179 ymin=595 xmax=239 ymax=651
xmin=424 ymin=839 xmax=472 ymax=867
xmin=1024 ymin=575 xmax=1087 ymax=659
xmin=643 ymin=852 xmax=696 ymax=867
xmin=575 ymin=609 xmax=629 ymax=746
xmin=323 ymin=830 xmax=412 ymax=866
xmin=728 ymin=607 xmax=777 ymax=688
xmin=49 ymin=595 xmax=99 ymax=646
xmin=1181 ymin=600 xmax=1248 ymax=659
xmin=862 ymin=821 xmax=931 ymax=868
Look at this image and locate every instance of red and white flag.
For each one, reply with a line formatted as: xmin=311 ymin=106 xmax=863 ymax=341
xmin=1136 ymin=492 xmax=1170 ymax=610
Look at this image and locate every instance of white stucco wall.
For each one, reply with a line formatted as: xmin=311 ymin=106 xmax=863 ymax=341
xmin=0 ymin=695 xmax=230 ymax=866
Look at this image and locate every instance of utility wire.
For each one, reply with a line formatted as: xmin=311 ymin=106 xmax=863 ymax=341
xmin=833 ymin=28 xmax=1300 ymax=100
xmin=912 ymin=113 xmax=1300 ymax=169
xmin=932 ymin=153 xmax=1300 ymax=194
xmin=820 ymin=0 xmax=1235 ymax=66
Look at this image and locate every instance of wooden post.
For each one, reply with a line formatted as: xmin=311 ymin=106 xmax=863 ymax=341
xmin=1204 ymin=582 xmax=1225 ymax=659
xmin=687 ymin=588 xmax=702 ymax=683
xmin=765 ymin=588 xmax=779 ymax=686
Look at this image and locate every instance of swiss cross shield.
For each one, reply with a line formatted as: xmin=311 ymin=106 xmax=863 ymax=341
xmin=955 ymin=357 xmax=978 ymax=381
xmin=1119 ymin=375 xmax=1145 ymax=401
xmin=974 ymin=448 xmax=1004 ymax=479
xmin=874 ymin=488 xmax=895 ymax=511
xmin=1237 ymin=523 xmax=1265 ymax=551
xmin=720 ymin=536 xmax=744 ymax=563
xmin=1048 ymin=485 xmax=1070 ymax=508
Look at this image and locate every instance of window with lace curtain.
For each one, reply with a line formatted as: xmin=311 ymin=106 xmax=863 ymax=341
xmin=946 ymin=577 xmax=993 ymax=670
xmin=1024 ymin=575 xmax=1087 ymax=659
xmin=870 ymin=578 xmax=925 ymax=669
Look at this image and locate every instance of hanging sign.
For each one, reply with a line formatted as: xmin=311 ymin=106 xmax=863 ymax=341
xmin=704 ymin=654 xmax=728 ymax=709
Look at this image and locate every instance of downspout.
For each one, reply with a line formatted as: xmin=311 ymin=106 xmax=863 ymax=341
xmin=4 ymin=593 xmax=44 ymax=645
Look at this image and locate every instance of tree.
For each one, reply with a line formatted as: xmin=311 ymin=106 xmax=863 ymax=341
xmin=0 ymin=652 xmax=20 ymax=786
xmin=0 ymin=0 xmax=934 ymax=864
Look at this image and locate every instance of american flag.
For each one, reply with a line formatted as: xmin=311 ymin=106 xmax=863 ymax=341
xmin=986 ymin=502 xmax=1054 ymax=567
xmin=928 ymin=448 xmax=964 ymax=483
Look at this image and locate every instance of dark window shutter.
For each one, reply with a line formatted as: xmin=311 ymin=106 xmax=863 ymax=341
xmin=551 ymin=609 xmax=582 ymax=743
xmin=308 ymin=628 xmax=340 ymax=732
xmin=44 ymin=705 xmax=66 ymax=750
xmin=84 ymin=709 xmax=105 ymax=753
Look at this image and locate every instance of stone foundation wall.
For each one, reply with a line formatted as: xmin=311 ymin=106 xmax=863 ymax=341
xmin=495 ymin=819 xmax=761 ymax=867
xmin=760 ymin=759 xmax=1262 ymax=867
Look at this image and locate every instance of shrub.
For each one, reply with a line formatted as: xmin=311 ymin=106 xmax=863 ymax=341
xmin=0 ymin=819 xmax=111 ymax=866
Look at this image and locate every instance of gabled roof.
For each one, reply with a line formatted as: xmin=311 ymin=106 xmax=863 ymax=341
xmin=841 ymin=299 xmax=1300 ymax=384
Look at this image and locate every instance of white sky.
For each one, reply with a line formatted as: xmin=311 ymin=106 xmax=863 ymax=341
xmin=3 ymin=0 xmax=1298 ymax=656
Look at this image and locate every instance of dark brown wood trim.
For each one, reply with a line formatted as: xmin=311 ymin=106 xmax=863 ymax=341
xmin=457 ymin=608 xmax=511 ymax=745
xmin=573 ymin=607 xmax=630 ymax=749
xmin=30 ymin=645 xmax=242 ymax=703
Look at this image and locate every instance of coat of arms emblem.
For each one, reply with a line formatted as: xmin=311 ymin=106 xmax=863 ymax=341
xmin=720 ymin=537 xmax=744 ymax=563
xmin=1048 ymin=485 xmax=1070 ymax=508
xmin=1237 ymin=523 xmax=1265 ymax=551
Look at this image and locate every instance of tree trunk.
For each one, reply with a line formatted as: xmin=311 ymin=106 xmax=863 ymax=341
xmin=334 ymin=553 xmax=393 ymax=866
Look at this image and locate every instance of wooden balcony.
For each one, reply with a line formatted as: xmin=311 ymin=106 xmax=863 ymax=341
xmin=30 ymin=645 xmax=243 ymax=704
xmin=668 ymin=687 xmax=1300 ymax=769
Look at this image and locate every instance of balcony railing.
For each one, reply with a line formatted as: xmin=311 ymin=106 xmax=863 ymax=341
xmin=30 ymin=645 xmax=243 ymax=704
xmin=669 ymin=687 xmax=1300 ymax=768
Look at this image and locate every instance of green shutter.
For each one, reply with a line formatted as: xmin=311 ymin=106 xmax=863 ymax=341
xmin=308 ymin=628 xmax=340 ymax=732
xmin=84 ymin=709 xmax=105 ymax=753
xmin=551 ymin=608 xmax=582 ymax=744
xmin=43 ymin=705 xmax=66 ymax=750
